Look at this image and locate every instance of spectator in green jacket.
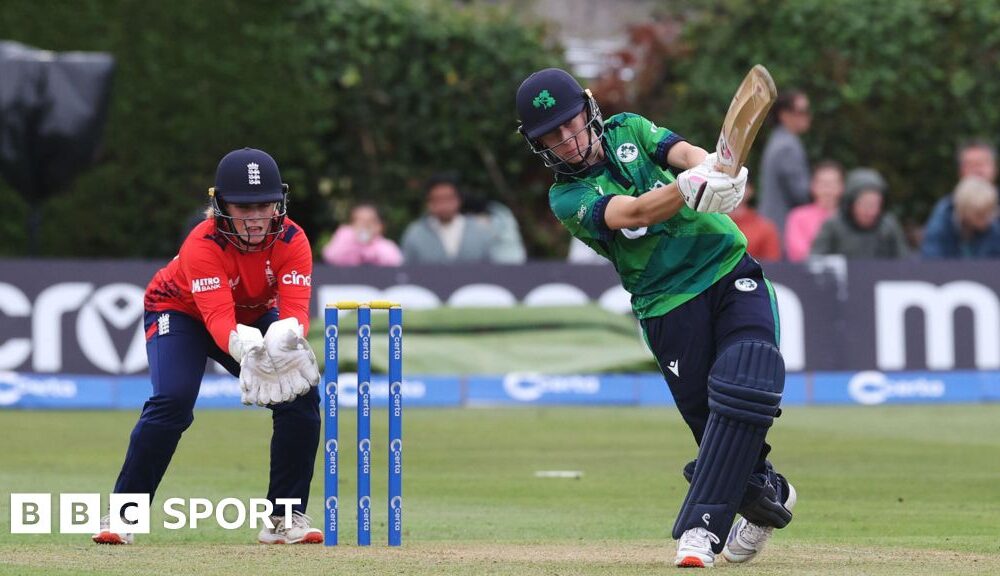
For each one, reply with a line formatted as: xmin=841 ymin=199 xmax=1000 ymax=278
xmin=810 ymin=168 xmax=909 ymax=259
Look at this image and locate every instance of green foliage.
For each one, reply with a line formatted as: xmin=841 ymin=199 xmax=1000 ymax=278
xmin=295 ymin=0 xmax=563 ymax=243
xmin=0 ymin=1 xmax=330 ymax=256
xmin=648 ymin=0 xmax=1000 ymax=224
xmin=0 ymin=0 xmax=563 ymax=257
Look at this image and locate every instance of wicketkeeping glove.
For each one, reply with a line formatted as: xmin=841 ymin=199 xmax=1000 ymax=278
xmin=263 ymin=318 xmax=320 ymax=402
xmin=230 ymin=324 xmax=284 ymax=406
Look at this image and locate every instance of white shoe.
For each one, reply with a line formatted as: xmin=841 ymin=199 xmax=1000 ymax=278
xmin=722 ymin=482 xmax=797 ymax=564
xmin=257 ymin=511 xmax=323 ymax=544
xmin=674 ymin=527 xmax=720 ymax=568
xmin=91 ymin=514 xmax=134 ymax=545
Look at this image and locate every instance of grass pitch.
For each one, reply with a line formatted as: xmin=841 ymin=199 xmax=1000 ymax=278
xmin=2 ymin=404 xmax=999 ymax=575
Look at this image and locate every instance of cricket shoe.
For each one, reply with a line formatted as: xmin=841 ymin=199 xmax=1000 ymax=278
xmin=722 ymin=481 xmax=797 ymax=564
xmin=257 ymin=511 xmax=323 ymax=544
xmin=674 ymin=527 xmax=720 ymax=568
xmin=91 ymin=515 xmax=134 ymax=545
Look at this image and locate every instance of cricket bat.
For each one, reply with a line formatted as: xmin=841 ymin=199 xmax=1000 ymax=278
xmin=715 ymin=65 xmax=777 ymax=177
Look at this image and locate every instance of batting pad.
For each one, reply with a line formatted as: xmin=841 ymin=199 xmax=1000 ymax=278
xmin=671 ymin=340 xmax=784 ymax=550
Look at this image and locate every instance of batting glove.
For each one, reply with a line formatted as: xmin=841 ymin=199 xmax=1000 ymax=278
xmin=677 ymin=165 xmax=748 ymax=214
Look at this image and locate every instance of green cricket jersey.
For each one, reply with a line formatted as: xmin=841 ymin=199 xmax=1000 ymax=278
xmin=549 ymin=112 xmax=747 ymax=319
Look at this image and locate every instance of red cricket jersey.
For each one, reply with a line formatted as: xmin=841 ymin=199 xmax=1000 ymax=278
xmin=144 ymin=217 xmax=313 ymax=353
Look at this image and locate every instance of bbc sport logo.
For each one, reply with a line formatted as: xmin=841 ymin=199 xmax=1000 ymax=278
xmin=8 ymin=494 xmax=302 ymax=534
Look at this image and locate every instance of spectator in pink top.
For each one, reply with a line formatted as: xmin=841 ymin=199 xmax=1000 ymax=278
xmin=784 ymin=161 xmax=844 ymax=261
xmin=322 ymin=203 xmax=403 ymax=266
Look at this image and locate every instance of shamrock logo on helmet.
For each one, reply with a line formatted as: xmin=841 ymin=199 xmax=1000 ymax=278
xmin=532 ymin=90 xmax=557 ymax=110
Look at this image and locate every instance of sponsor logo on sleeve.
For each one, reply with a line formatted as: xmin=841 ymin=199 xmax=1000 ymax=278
xmin=191 ymin=277 xmax=222 ymax=293
xmin=281 ymin=270 xmax=311 ymax=287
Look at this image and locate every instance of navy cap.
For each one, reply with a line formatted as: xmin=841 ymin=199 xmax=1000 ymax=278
xmin=516 ymin=68 xmax=588 ymax=139
xmin=213 ymin=148 xmax=285 ymax=203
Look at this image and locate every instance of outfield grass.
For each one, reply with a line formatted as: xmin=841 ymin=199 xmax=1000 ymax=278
xmin=2 ymin=405 xmax=999 ymax=574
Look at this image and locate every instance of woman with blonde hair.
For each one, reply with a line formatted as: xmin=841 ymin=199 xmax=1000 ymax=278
xmin=922 ymin=176 xmax=1000 ymax=258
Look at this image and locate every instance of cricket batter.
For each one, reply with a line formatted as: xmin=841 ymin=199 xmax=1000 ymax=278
xmin=92 ymin=148 xmax=323 ymax=545
xmin=516 ymin=69 xmax=796 ymax=567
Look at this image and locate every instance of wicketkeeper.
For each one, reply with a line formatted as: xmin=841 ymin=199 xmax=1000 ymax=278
xmin=516 ymin=69 xmax=796 ymax=568
xmin=92 ymin=148 xmax=323 ymax=545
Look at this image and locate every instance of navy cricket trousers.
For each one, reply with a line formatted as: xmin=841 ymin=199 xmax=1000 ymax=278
xmin=641 ymin=254 xmax=781 ymax=471
xmin=113 ymin=309 xmax=320 ymax=513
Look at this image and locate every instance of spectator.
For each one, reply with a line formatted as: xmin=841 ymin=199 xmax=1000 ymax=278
xmin=811 ymin=168 xmax=908 ymax=259
xmin=728 ymin=182 xmax=780 ymax=261
xmin=957 ymin=139 xmax=997 ymax=183
xmin=322 ymin=203 xmax=402 ymax=266
xmin=464 ymin=191 xmax=527 ymax=264
xmin=401 ymin=173 xmax=494 ymax=263
xmin=921 ymin=177 xmax=1000 ymax=258
xmin=759 ymin=89 xmax=812 ymax=240
xmin=784 ymin=161 xmax=844 ymax=262
xmin=913 ymin=139 xmax=998 ymax=249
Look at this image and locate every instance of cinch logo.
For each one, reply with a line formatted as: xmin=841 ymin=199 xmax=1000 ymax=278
xmin=848 ymin=371 xmax=946 ymax=405
xmin=281 ymin=271 xmax=311 ymax=287
xmin=191 ymin=277 xmax=221 ymax=293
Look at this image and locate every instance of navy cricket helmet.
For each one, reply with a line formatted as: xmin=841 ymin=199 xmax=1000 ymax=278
xmin=516 ymin=68 xmax=605 ymax=175
xmin=208 ymin=148 xmax=289 ymax=251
